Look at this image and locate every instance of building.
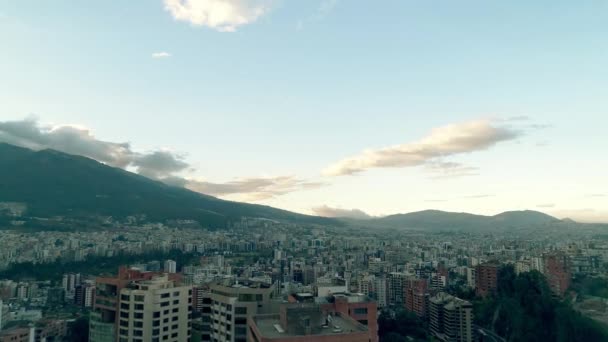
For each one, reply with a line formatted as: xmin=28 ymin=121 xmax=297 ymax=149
xmin=387 ymin=272 xmax=408 ymax=305
xmin=75 ymin=281 xmax=96 ymax=308
xmin=117 ymin=274 xmax=192 ymax=342
xmin=429 ymin=292 xmax=473 ymax=342
xmin=405 ymin=278 xmax=429 ymax=318
xmin=297 ymin=292 xmax=379 ymax=342
xmin=0 ymin=327 xmax=31 ymax=342
xmin=475 ymin=263 xmax=499 ymax=298
xmin=544 ymin=253 xmax=571 ymax=296
xmin=89 ymin=267 xmax=184 ymax=342
xmin=202 ymin=279 xmax=278 ymax=342
xmin=248 ymin=303 xmax=370 ymax=342
xmin=165 ymin=260 xmax=177 ymax=274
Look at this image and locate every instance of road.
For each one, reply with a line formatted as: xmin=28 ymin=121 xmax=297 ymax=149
xmin=474 ymin=325 xmax=506 ymax=342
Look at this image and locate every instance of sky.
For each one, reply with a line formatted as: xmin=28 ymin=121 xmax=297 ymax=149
xmin=1 ymin=0 xmax=607 ymax=222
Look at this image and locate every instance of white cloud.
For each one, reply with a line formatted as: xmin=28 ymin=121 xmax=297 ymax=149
xmin=324 ymin=119 xmax=521 ymax=176
xmin=312 ymin=205 xmax=371 ymax=219
xmin=172 ymin=176 xmax=325 ymax=201
xmin=152 ymin=52 xmax=172 ymax=58
xmin=163 ymin=0 xmax=274 ymax=32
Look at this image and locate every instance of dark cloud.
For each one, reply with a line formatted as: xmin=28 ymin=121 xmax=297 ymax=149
xmin=0 ymin=117 xmax=133 ymax=167
xmin=134 ymin=151 xmax=189 ymax=179
xmin=311 ymin=205 xmax=372 ymax=219
xmin=1 ymin=118 xmax=191 ymax=180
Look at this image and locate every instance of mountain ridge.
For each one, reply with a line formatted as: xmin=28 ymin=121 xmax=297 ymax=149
xmin=0 ymin=142 xmax=337 ymax=229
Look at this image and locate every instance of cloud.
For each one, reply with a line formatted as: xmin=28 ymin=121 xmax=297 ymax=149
xmin=152 ymin=52 xmax=172 ymax=58
xmin=133 ymin=151 xmax=189 ymax=179
xmin=175 ymin=176 xmax=325 ymax=201
xmin=425 ymin=161 xmax=479 ymax=179
xmin=0 ymin=117 xmax=134 ymax=168
xmin=163 ymin=0 xmax=274 ymax=32
xmin=536 ymin=203 xmax=556 ymax=208
xmin=550 ymin=209 xmax=608 ymax=224
xmin=297 ymin=0 xmax=339 ymax=30
xmin=311 ymin=205 xmax=371 ymax=219
xmin=0 ymin=118 xmax=189 ymax=178
xmin=585 ymin=193 xmax=606 ymax=198
xmin=324 ymin=119 xmax=521 ymax=176
xmin=0 ymin=117 xmax=322 ymax=201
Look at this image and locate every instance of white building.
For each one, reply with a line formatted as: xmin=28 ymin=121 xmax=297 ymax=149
xmin=164 ymin=260 xmax=177 ymax=273
xmin=118 ymin=274 xmax=192 ymax=342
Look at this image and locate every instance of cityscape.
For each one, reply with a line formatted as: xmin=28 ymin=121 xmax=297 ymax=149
xmin=1 ymin=1 xmax=608 ymax=341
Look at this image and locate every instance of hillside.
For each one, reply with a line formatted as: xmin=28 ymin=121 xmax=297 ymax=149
xmin=364 ymin=209 xmax=561 ymax=232
xmin=0 ymin=143 xmax=337 ymax=229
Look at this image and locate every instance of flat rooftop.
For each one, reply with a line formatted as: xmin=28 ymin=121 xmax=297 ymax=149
xmin=254 ymin=314 xmax=367 ymax=338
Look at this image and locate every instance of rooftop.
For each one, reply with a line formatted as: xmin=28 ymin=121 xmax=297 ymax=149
xmin=253 ymin=312 xmax=367 ymax=338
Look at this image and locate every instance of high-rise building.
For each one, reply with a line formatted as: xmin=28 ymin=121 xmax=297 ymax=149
xmin=405 ymin=278 xmax=429 ymax=318
xmin=117 ymin=274 xmax=192 ymax=342
xmin=202 ymin=279 xmax=278 ymax=342
xmin=75 ymin=281 xmax=96 ymax=308
xmin=164 ymin=260 xmax=177 ymax=274
xmin=544 ymin=253 xmax=571 ymax=296
xmin=475 ymin=263 xmax=499 ymax=298
xmin=387 ymin=272 xmax=408 ymax=305
xmin=429 ymin=292 xmax=473 ymax=342
xmin=89 ymin=267 xmax=184 ymax=342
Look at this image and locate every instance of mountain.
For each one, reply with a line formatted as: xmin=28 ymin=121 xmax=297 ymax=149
xmin=365 ymin=209 xmax=561 ymax=232
xmin=0 ymin=143 xmax=337 ymax=229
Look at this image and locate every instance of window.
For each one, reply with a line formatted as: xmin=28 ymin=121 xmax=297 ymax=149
xmin=121 ymin=294 xmax=130 ymax=301
xmin=120 ymin=320 xmax=128 ymax=327
xmin=134 ymin=321 xmax=143 ymax=328
xmin=358 ymin=319 xmax=368 ymax=325
xmin=161 ymin=293 xmax=170 ymax=298
xmin=235 ymin=317 xmax=247 ymax=325
xmin=154 ymin=311 xmax=161 ymax=318
xmin=174 ymin=291 xmax=180 ymax=297
xmin=172 ymin=308 xmax=179 ymax=313
xmin=120 ymin=303 xmax=129 ymax=309
xmin=164 ymin=318 xmax=169 ymax=323
xmin=134 ymin=329 xmax=143 ymax=336
xmin=161 ymin=301 xmax=169 ymax=307
xmin=227 ymin=304 xmax=232 ymax=311
xmin=134 ymin=295 xmax=145 ymax=302
xmin=171 ymin=332 xmax=178 ymax=338
xmin=134 ymin=312 xmax=144 ymax=319
xmin=172 ymin=324 xmax=178 ymax=330
xmin=153 ymin=320 xmax=160 ymax=327
xmin=172 ymin=316 xmax=178 ymax=321
xmin=120 ymin=312 xmax=129 ymax=319
xmin=173 ymin=299 xmax=179 ymax=305
xmin=153 ymin=329 xmax=160 ymax=336
xmin=235 ymin=307 xmax=247 ymax=315
xmin=353 ymin=308 xmax=368 ymax=315
xmin=135 ymin=304 xmax=144 ymax=310
xmin=164 ymin=310 xmax=170 ymax=315
xmin=119 ymin=329 xmax=128 ymax=336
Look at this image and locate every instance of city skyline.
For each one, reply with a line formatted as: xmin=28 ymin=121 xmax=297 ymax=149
xmin=1 ymin=1 xmax=607 ymax=222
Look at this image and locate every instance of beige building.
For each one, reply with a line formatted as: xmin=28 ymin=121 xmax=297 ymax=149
xmin=117 ymin=274 xmax=192 ymax=342
xmin=200 ymin=279 xmax=277 ymax=342
xmin=429 ymin=292 xmax=473 ymax=342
